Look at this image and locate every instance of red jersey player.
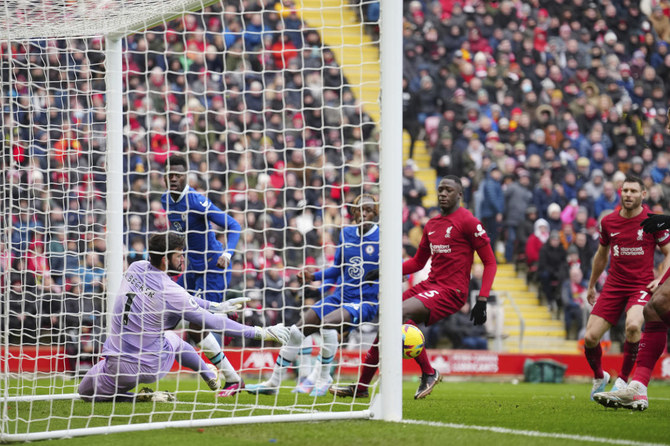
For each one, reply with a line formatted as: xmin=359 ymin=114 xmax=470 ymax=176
xmin=584 ymin=175 xmax=670 ymax=401
xmin=593 ymin=108 xmax=670 ymax=411
xmin=330 ymin=175 xmax=498 ymax=399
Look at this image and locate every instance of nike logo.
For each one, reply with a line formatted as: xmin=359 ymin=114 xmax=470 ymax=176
xmin=200 ymin=200 xmax=211 ymax=209
xmin=610 ymin=232 xmax=620 ymax=237
xmin=428 ymin=231 xmax=436 ymax=235
xmin=658 ymin=223 xmax=665 ymax=228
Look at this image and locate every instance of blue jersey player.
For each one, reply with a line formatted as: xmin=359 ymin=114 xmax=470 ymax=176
xmin=161 ymin=154 xmax=245 ymax=397
xmin=246 ymin=194 xmax=380 ymax=397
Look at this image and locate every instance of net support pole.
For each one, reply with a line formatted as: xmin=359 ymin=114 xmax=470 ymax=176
xmin=375 ymin=0 xmax=403 ymax=422
xmin=105 ymin=36 xmax=124 ymax=331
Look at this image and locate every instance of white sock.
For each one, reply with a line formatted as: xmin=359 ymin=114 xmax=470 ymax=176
xmin=297 ymin=334 xmax=316 ymax=382
xmin=268 ymin=325 xmax=303 ymax=386
xmin=198 ymin=332 xmax=240 ymax=383
xmin=319 ymin=329 xmax=338 ymax=381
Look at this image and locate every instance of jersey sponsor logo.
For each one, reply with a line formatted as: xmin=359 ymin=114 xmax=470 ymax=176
xmin=637 ymin=229 xmax=644 ymax=241
xmin=347 ymin=256 xmax=365 ymax=280
xmin=474 ymin=224 xmax=486 ymax=238
xmin=610 ymin=232 xmax=620 ymax=237
xmin=445 ymin=226 xmax=453 ymax=238
xmin=612 ymin=244 xmax=644 ymax=257
xmin=430 ymin=244 xmax=451 ymax=254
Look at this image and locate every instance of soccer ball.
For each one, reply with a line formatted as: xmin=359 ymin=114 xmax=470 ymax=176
xmin=402 ymin=324 xmax=425 ymax=359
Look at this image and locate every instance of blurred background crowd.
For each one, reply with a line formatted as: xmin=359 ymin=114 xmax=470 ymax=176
xmin=1 ymin=0 xmax=670 ymax=359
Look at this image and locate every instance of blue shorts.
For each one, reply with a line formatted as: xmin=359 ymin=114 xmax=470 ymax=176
xmin=177 ymin=269 xmax=231 ymax=303
xmin=310 ymin=293 xmax=378 ymax=325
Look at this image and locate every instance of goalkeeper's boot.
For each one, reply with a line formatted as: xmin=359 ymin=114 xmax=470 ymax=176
xmin=245 ymin=381 xmax=279 ymax=396
xmin=309 ymin=376 xmax=333 ymax=397
xmin=610 ymin=377 xmax=628 ymax=393
xmin=593 ymin=381 xmax=648 ymax=411
xmin=291 ymin=377 xmax=315 ymax=394
xmin=590 ymin=371 xmax=610 ymax=401
xmin=206 ymin=364 xmax=221 ymax=391
xmin=415 ymin=370 xmax=441 ymax=399
xmin=217 ymin=380 xmax=245 ymax=398
xmin=329 ymin=384 xmax=369 ymax=398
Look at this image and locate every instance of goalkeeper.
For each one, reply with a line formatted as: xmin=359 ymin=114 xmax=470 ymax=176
xmin=78 ymin=233 xmax=289 ymax=402
xmin=161 ymin=154 xmax=244 ymax=397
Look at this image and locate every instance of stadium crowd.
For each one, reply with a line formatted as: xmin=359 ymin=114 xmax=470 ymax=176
xmin=1 ymin=0 xmax=670 ymax=355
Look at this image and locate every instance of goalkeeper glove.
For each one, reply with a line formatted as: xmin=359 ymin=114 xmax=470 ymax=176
xmin=469 ymin=299 xmax=487 ymax=326
xmin=641 ymin=213 xmax=670 ymax=233
xmin=209 ymin=297 xmax=251 ymax=314
xmin=364 ymin=268 xmax=379 ymax=282
xmin=254 ymin=323 xmax=290 ymax=345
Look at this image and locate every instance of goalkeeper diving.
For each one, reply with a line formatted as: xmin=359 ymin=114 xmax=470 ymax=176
xmin=77 ymin=233 xmax=289 ymax=402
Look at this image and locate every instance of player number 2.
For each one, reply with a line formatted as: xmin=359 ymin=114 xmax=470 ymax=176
xmin=638 ymin=291 xmax=648 ymax=304
xmin=123 ymin=292 xmax=136 ymax=325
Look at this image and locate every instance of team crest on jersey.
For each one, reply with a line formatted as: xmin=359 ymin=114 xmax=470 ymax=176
xmin=637 ymin=229 xmax=644 ymax=241
xmin=613 ymin=245 xmax=619 ymax=256
xmin=445 ymin=226 xmax=453 ymax=238
xmin=474 ymin=224 xmax=486 ymax=238
xmin=365 ymin=245 xmax=375 ymax=255
xmin=172 ymin=221 xmax=184 ymax=232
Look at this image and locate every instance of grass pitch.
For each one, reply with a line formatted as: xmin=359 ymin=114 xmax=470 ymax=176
xmin=7 ymin=377 xmax=670 ymax=445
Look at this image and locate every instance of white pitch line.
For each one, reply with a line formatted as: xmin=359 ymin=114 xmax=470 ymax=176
xmin=400 ymin=419 xmax=668 ymax=446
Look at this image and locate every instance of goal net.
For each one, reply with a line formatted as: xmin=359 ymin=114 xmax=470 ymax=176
xmin=0 ymin=0 xmax=403 ymax=441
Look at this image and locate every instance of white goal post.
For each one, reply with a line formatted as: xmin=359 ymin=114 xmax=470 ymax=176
xmin=0 ymin=0 xmax=402 ymax=441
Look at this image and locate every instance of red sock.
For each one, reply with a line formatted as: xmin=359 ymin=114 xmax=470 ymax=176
xmin=661 ymin=311 xmax=670 ymax=327
xmin=632 ymin=321 xmax=668 ymax=387
xmin=414 ymin=348 xmax=435 ymax=375
xmin=404 ymin=319 xmax=435 ymax=376
xmin=584 ymin=344 xmax=604 ymax=379
xmin=619 ymin=341 xmax=639 ymax=382
xmin=359 ymin=336 xmax=379 ymax=389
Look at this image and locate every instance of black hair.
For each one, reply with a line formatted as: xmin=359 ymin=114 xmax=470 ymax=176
xmin=440 ymin=175 xmax=463 ymax=191
xmin=148 ymin=233 xmax=185 ymax=268
xmin=623 ymin=174 xmax=644 ymax=189
xmin=166 ymin=153 xmax=188 ymax=171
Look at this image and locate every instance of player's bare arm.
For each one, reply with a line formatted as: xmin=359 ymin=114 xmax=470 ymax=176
xmin=587 ymin=244 xmax=610 ymax=305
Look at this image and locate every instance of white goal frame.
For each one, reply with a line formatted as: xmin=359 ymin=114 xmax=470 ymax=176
xmin=0 ymin=0 xmax=403 ymax=440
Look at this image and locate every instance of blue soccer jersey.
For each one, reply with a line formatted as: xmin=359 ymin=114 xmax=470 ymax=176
xmin=161 ymin=187 xmax=241 ymax=301
xmin=313 ymin=224 xmax=380 ymax=303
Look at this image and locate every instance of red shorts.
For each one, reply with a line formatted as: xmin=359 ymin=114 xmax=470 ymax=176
xmin=591 ymin=283 xmax=651 ymax=326
xmin=403 ymin=280 xmax=465 ymax=326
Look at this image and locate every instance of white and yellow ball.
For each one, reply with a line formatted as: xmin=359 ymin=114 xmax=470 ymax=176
xmin=402 ymin=324 xmax=425 ymax=359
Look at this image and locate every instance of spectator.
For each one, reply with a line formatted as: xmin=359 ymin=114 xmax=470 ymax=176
xmin=479 ymin=164 xmax=505 ymax=251
xmin=538 ymin=230 xmax=568 ymax=313
xmin=561 ymin=265 xmax=588 ymax=340
xmin=594 ymin=181 xmax=620 ymax=217
xmin=525 ymin=218 xmax=550 ymax=280
xmin=503 ymin=169 xmax=533 ymax=263
xmin=402 ymin=160 xmax=427 ymax=208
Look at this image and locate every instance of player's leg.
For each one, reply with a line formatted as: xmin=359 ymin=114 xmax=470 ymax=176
xmin=306 ymin=308 xmax=354 ymax=396
xmin=616 ymin=304 xmax=644 ymax=388
xmin=247 ymin=303 xmax=325 ymax=394
xmin=191 ymin=272 xmax=244 ymax=394
xmin=583 ymin=313 xmax=613 ymax=399
xmin=403 ymin=296 xmax=442 ymax=399
xmin=294 ymin=333 xmax=320 ymax=389
xmin=170 ymin=333 xmax=220 ymax=391
xmin=79 ymin=357 xmax=164 ymax=403
xmin=593 ymin=300 xmax=669 ymax=410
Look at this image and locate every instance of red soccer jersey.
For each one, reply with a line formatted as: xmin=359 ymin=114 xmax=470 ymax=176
xmin=411 ymin=207 xmax=491 ymax=295
xmin=599 ymin=206 xmax=670 ymax=288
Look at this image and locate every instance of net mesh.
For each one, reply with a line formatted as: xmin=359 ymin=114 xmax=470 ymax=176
xmin=0 ymin=0 xmax=381 ymax=439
